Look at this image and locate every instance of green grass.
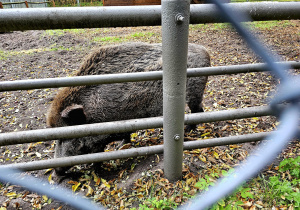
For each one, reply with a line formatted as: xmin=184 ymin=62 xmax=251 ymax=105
xmin=246 ymin=20 xmax=296 ymax=30
xmin=39 ymin=23 xmax=156 ymax=46
xmin=190 ymin=23 xmax=232 ymax=32
xmin=42 ymin=30 xmax=65 ymax=36
xmin=91 ymin=31 xmax=156 ymax=44
xmin=48 ymin=45 xmax=72 ymax=51
xmin=0 ymin=50 xmax=8 ymax=60
xmin=0 ymin=45 xmax=73 ymax=60
xmin=190 ymin=20 xmax=296 ymax=33
xmin=135 ymin=197 xmax=178 ymax=210
xmin=130 ymin=32 xmax=155 ymax=38
xmin=64 ymin=28 xmax=87 ymax=34
xmin=130 ymin=157 xmax=300 ymax=209
xmin=208 ymin=157 xmax=300 ymax=209
xmin=92 ymin=36 xmax=122 ymax=43
xmin=42 ymin=29 xmax=94 ymax=37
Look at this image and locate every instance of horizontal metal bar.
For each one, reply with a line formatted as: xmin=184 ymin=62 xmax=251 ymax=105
xmin=0 ymin=5 xmax=162 ymax=31
xmin=1 ymin=2 xmax=300 ymax=32
xmin=190 ymin=2 xmax=300 ymax=24
xmin=1 ymin=61 xmax=299 ymax=92
xmin=189 ymin=61 xmax=300 ymax=77
xmin=0 ymin=71 xmax=162 ymax=91
xmin=0 ymin=132 xmax=270 ymax=171
xmin=0 ymin=105 xmax=274 ymax=146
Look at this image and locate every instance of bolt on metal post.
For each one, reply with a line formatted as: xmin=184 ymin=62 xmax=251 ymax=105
xmin=162 ymin=0 xmax=190 ymax=182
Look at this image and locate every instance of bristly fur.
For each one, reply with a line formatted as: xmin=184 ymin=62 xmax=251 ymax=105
xmin=46 ymin=42 xmax=210 ymax=175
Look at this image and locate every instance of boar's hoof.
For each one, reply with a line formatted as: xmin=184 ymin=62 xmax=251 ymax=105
xmin=185 ymin=124 xmax=197 ymax=133
xmin=54 ymin=166 xmax=71 ymax=176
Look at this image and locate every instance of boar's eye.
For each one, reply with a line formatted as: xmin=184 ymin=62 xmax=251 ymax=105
xmin=61 ymin=104 xmax=87 ymax=125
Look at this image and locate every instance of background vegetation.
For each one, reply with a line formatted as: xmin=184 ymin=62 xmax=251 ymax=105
xmin=50 ymin=0 xmax=300 ymax=7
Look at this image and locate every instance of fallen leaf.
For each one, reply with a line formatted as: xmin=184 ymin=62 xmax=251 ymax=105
xmin=6 ymin=192 xmax=17 ymax=198
xmin=92 ymin=171 xmax=101 ymax=185
xmin=68 ymin=181 xmax=81 ymax=192
xmin=48 ymin=173 xmax=54 ymax=185
xmin=101 ymin=178 xmax=111 ymax=189
xmin=44 ymin=168 xmax=53 ymax=174
xmin=83 ymin=184 xmax=94 ymax=197
xmin=42 ymin=195 xmax=48 ymax=202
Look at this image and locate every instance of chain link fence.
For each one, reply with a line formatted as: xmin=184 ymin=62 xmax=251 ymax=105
xmin=181 ymin=0 xmax=300 ymax=208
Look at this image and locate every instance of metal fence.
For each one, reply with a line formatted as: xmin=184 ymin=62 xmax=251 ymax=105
xmin=0 ymin=2 xmax=300 ymax=209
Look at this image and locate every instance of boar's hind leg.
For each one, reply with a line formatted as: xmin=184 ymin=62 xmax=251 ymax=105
xmin=185 ymin=82 xmax=206 ymax=132
xmin=185 ymin=101 xmax=204 ymax=132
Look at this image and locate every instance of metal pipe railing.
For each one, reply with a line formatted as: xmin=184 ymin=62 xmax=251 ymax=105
xmin=190 ymin=2 xmax=300 ymax=24
xmin=161 ymin=0 xmax=190 ymax=182
xmin=0 ymin=105 xmax=275 ymax=146
xmin=1 ymin=2 xmax=300 ymax=32
xmin=1 ymin=61 xmax=299 ymax=92
xmin=0 ymin=131 xmax=270 ymax=172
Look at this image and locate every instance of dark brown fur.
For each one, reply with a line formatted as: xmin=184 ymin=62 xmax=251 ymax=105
xmin=47 ymin=42 xmax=210 ymax=174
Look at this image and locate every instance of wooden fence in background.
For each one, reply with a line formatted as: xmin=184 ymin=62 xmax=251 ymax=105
xmin=0 ymin=0 xmax=53 ymax=8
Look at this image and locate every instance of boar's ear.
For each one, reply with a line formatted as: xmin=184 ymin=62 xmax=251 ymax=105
xmin=61 ymin=104 xmax=87 ymax=125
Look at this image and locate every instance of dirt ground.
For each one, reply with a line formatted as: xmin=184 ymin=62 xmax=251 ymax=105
xmin=0 ymin=20 xmax=299 ymax=209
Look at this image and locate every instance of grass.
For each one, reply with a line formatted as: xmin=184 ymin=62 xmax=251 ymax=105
xmin=42 ymin=29 xmax=96 ymax=38
xmin=132 ymin=157 xmax=300 ymax=209
xmin=189 ymin=20 xmax=297 ymax=34
xmin=130 ymin=32 xmax=155 ymax=38
xmin=41 ymin=22 xmax=287 ymax=41
xmin=92 ymin=36 xmax=122 ymax=43
xmin=64 ymin=28 xmax=87 ymax=34
xmin=246 ymin=20 xmax=297 ymax=30
xmin=0 ymin=50 xmax=8 ymax=60
xmin=210 ymin=157 xmax=300 ymax=209
xmin=190 ymin=23 xmax=231 ymax=32
xmin=42 ymin=30 xmax=65 ymax=36
xmin=0 ymin=46 xmax=73 ymax=60
xmin=48 ymin=45 xmax=72 ymax=51
xmin=91 ymin=31 xmax=157 ymax=44
xmin=136 ymin=197 xmax=178 ymax=210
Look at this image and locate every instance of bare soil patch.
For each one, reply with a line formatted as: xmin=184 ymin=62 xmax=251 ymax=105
xmin=0 ymin=20 xmax=299 ymax=209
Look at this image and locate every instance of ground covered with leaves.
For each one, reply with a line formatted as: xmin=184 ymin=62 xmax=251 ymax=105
xmin=0 ymin=20 xmax=299 ymax=209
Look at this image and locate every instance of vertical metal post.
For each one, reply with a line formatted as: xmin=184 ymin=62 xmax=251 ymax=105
xmin=162 ymin=0 xmax=190 ymax=181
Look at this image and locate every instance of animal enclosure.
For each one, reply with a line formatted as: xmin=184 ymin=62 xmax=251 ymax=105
xmin=0 ymin=2 xmax=300 ymax=209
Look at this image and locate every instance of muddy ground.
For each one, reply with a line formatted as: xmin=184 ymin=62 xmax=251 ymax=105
xmin=0 ymin=20 xmax=299 ymax=209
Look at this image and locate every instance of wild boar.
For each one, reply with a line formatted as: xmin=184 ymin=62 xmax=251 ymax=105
xmin=47 ymin=42 xmax=210 ymax=174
